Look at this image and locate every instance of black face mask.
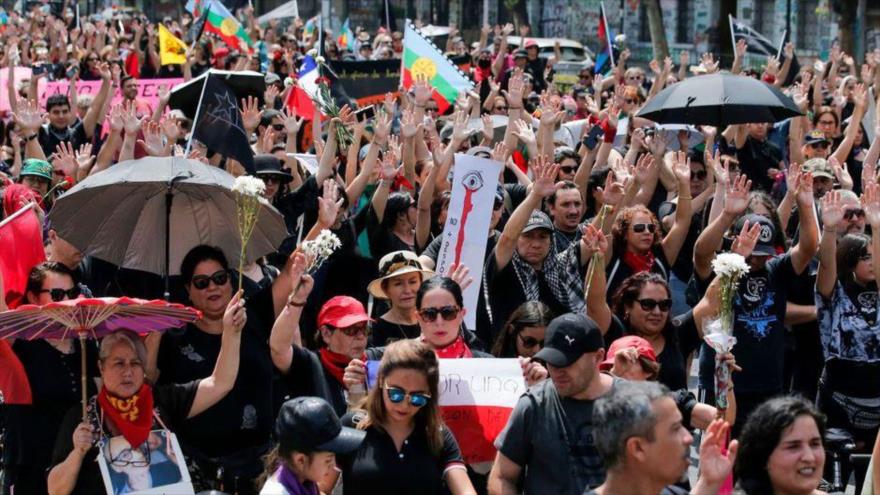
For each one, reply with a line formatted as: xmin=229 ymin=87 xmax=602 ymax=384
xmin=478 ymin=59 xmax=491 ymax=69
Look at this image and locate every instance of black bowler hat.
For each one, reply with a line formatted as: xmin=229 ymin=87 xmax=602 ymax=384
xmin=253 ymin=154 xmax=293 ymax=184
xmin=274 ymin=397 xmax=366 ymax=454
xmin=534 ymin=313 xmax=604 ymax=367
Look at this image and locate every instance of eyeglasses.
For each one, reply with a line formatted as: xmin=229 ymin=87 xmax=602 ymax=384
xmin=637 ymin=298 xmax=672 ymax=312
xmin=632 ymin=223 xmax=656 ymax=234
xmin=625 ymin=98 xmax=638 ymax=105
xmin=190 ymin=270 xmax=230 ymax=290
xmin=517 ymin=333 xmax=544 ymax=349
xmin=844 ymin=208 xmax=865 ymax=220
xmin=333 ymin=324 xmax=370 ymax=337
xmin=418 ymin=305 xmax=460 ymax=322
xmin=108 ymin=443 xmax=151 ymax=467
xmin=560 ymin=166 xmax=577 ymax=174
xmin=809 ymin=142 xmax=830 ymax=150
xmin=496 ymin=106 xmax=508 ymax=111
xmin=692 ymin=170 xmax=708 ymax=180
xmin=271 ymin=123 xmax=286 ymax=131
xmin=384 ymin=385 xmax=431 ymax=407
xmin=39 ymin=286 xmax=81 ymax=302
xmin=262 ymin=176 xmax=281 ymax=185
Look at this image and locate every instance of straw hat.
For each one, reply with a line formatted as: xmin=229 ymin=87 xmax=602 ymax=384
xmin=367 ymin=251 xmax=434 ymax=299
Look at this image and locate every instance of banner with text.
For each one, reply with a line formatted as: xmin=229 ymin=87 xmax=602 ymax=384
xmin=438 ymin=359 xmax=525 ymax=464
xmin=435 ymin=154 xmax=501 ymax=329
xmin=35 ymin=78 xmax=184 ymax=112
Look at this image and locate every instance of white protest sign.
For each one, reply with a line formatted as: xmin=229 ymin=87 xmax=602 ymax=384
xmin=437 ymin=358 xmax=525 ymax=464
xmin=436 ymin=154 xmax=502 ymax=329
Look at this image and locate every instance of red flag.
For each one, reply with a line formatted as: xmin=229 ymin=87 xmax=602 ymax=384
xmin=0 ymin=340 xmax=31 ymax=404
xmin=0 ymin=203 xmax=46 ymax=309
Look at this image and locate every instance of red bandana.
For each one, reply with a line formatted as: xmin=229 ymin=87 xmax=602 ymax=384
xmin=433 ymin=335 xmax=473 ymax=359
xmin=98 ymin=384 xmax=153 ymax=448
xmin=319 ymin=348 xmax=365 ymax=386
xmin=622 ymin=250 xmax=656 ymax=275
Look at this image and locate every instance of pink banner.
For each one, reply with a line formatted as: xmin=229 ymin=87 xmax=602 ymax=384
xmin=37 ymin=77 xmax=184 ymax=112
xmin=0 ymin=68 xmax=34 ymax=113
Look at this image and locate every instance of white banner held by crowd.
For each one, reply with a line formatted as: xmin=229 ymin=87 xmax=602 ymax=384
xmin=436 ymin=155 xmax=501 ymax=329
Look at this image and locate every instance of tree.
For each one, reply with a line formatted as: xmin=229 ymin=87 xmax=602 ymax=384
xmin=644 ymin=0 xmax=669 ymax=60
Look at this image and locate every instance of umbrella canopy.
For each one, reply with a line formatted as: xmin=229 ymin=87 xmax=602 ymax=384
xmin=0 ymin=297 xmax=202 ymax=341
xmin=48 ymin=156 xmax=287 ymax=277
xmin=169 ymin=69 xmax=267 ymax=120
xmin=636 ymin=72 xmax=802 ymax=127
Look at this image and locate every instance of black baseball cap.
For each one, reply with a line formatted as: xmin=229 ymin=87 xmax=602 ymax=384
xmin=522 ymin=210 xmax=554 ymax=234
xmin=733 ymin=214 xmax=777 ymax=256
xmin=274 ymin=397 xmax=366 ymax=454
xmin=534 ymin=313 xmax=604 ymax=367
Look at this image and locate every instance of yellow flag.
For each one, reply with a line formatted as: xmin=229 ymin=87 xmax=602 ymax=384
xmin=159 ymin=24 xmax=187 ymax=66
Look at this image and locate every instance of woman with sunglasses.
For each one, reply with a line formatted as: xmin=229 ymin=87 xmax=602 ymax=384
xmin=367 ymin=250 xmax=435 ymax=347
xmin=335 ymin=339 xmax=477 ymax=495
xmin=814 ymin=190 xmax=880 ymax=451
xmin=4 ymin=262 xmax=96 ymax=495
xmin=151 ymin=245 xmax=295 ymax=494
xmin=78 ymin=51 xmax=103 ymax=81
xmin=490 ymin=301 xmax=554 ymax=359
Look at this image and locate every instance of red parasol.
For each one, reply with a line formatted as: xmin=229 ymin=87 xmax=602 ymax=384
xmin=0 ymin=297 xmax=202 ymax=416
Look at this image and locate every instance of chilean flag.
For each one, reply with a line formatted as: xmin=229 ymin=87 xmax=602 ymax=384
xmin=286 ymin=55 xmax=319 ymax=119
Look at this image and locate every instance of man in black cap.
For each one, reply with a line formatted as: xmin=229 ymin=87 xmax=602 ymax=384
xmin=488 ymin=312 xmax=616 ymax=495
xmin=259 ymin=396 xmax=365 ymax=494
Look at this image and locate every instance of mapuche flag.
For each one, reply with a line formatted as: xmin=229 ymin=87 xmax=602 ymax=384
xmin=192 ymin=73 xmax=255 ymax=173
xmin=187 ymin=0 xmax=253 ymax=54
xmin=595 ymin=2 xmax=614 ymax=75
xmin=401 ymin=22 xmax=474 ymax=114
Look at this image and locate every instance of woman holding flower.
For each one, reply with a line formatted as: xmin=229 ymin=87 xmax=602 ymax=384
xmin=815 ymin=186 xmax=880 ymax=449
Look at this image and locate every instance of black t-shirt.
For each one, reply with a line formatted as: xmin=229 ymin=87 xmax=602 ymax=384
xmin=843 ymin=279 xmax=879 ymax=326
xmin=368 ymin=207 xmax=414 ymax=262
xmin=699 ymin=253 xmax=797 ymax=396
xmin=4 ymin=340 xmax=98 ymax=470
xmin=156 ymin=287 xmax=275 ymax=458
xmin=604 ymin=313 xmax=700 ymax=391
xmin=48 ymin=381 xmax=199 ymax=495
xmin=336 ymin=412 xmax=465 ymax=495
xmin=281 ymin=346 xmax=384 ymax=417
xmin=485 ymin=253 xmax=569 ymax=337
xmin=736 ymin=136 xmax=783 ymax=193
xmin=39 ymin=121 xmax=89 ymax=157
xmin=605 ymin=246 xmax=670 ymax=302
xmin=370 ymin=318 xmax=421 ymax=347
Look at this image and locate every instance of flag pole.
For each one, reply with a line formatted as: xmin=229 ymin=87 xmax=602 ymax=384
xmin=184 ymin=72 xmax=212 ymax=156
xmin=0 ymin=201 xmax=36 ymax=230
xmin=728 ymin=14 xmax=736 ymax=58
xmin=385 ymin=0 xmax=391 ymax=31
xmin=601 ymin=2 xmax=614 ymax=69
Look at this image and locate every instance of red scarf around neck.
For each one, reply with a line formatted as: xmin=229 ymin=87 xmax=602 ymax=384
xmin=433 ymin=334 xmax=473 ymax=359
xmin=320 ymin=348 xmax=365 ymax=386
xmin=623 ymin=250 xmax=656 ymax=274
xmin=98 ymin=383 xmax=153 ymax=448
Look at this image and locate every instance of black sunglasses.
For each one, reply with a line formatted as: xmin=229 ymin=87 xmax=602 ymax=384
xmin=39 ymin=286 xmax=81 ymax=302
xmin=418 ymin=305 xmax=460 ymax=322
xmin=517 ymin=333 xmax=544 ymax=349
xmin=845 ymin=208 xmax=865 ymax=219
xmin=632 ymin=223 xmax=656 ymax=234
xmin=809 ymin=142 xmax=830 ymax=149
xmin=637 ymin=298 xmax=672 ymax=312
xmin=692 ymin=170 xmax=708 ymax=180
xmin=560 ymin=166 xmax=577 ymax=174
xmin=190 ymin=270 xmax=230 ymax=290
xmin=332 ymin=324 xmax=370 ymax=337
xmin=271 ymin=123 xmax=286 ymax=131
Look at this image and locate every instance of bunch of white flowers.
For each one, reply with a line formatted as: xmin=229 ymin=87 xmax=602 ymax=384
xmin=711 ymin=253 xmax=749 ymax=279
xmin=232 ymin=176 xmax=266 ymax=197
xmin=232 ymin=176 xmax=267 ymax=289
xmin=301 ymin=229 xmax=342 ymax=273
xmin=705 ymin=252 xmax=749 ymax=412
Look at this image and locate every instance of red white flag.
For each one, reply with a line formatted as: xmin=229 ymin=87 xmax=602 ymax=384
xmin=438 ymin=359 xmax=525 ymax=464
xmin=0 ymin=202 xmax=45 ymax=309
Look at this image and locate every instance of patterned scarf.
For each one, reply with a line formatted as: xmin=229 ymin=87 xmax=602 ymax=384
xmin=98 ymin=383 xmax=153 ymax=448
xmin=622 ymin=250 xmax=656 ymax=274
xmin=510 ymin=244 xmax=586 ymax=314
xmin=432 ymin=334 xmax=473 ymax=359
xmin=319 ymin=348 xmax=365 ymax=386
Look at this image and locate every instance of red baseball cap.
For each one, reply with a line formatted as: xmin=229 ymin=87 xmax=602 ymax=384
xmin=600 ymin=335 xmax=657 ymax=371
xmin=524 ymin=39 xmax=538 ymax=48
xmin=317 ymin=296 xmax=373 ymax=329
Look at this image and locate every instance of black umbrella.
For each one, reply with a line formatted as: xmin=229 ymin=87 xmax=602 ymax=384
xmin=168 ymin=69 xmax=267 ymax=119
xmin=636 ymin=72 xmax=802 ymax=127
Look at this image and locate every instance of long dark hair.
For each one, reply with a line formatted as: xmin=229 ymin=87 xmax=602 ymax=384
xmin=734 ymin=396 xmax=826 ymax=494
xmin=382 ymin=192 xmax=415 ymax=231
xmin=837 ymin=233 xmax=871 ymax=284
xmin=491 ymin=301 xmax=554 ymax=357
xmin=416 ymin=276 xmax=463 ymax=309
xmin=611 ymin=272 xmax=671 ymax=329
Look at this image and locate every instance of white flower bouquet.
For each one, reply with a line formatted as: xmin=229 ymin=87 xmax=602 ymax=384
xmin=300 ymin=229 xmax=342 ymax=274
xmin=232 ymin=176 xmax=267 ymax=290
xmin=704 ymin=252 xmax=749 ymax=410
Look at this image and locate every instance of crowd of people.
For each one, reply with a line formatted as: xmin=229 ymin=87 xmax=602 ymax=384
xmin=2 ymin=2 xmax=880 ymax=495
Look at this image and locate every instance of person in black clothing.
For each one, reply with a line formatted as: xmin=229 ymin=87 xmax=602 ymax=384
xmin=490 ymin=301 xmax=554 ymax=359
xmin=335 ymin=339 xmax=477 ymax=495
xmin=586 ymin=381 xmax=735 ymax=495
xmin=548 ymin=180 xmax=586 ymax=254
xmin=367 ymin=250 xmax=435 ymax=347
xmin=523 ymin=40 xmax=547 ymax=93
xmin=270 ymin=252 xmax=381 ymax=417
xmin=733 ymin=122 xmax=784 ymax=193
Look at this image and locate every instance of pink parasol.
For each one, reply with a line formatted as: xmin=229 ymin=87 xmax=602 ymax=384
xmin=0 ymin=297 xmax=202 ymax=416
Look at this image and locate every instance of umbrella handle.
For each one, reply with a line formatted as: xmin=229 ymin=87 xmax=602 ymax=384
xmin=80 ymin=334 xmax=87 ymax=420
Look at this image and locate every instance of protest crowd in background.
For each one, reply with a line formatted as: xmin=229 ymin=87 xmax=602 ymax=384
xmin=1 ymin=1 xmax=880 ymax=495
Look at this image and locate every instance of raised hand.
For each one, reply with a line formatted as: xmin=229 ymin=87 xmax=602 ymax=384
xmin=223 ymin=290 xmax=247 ymax=335
xmin=503 ymin=68 xmax=525 ymax=107
xmin=161 ymin=118 xmax=183 ymax=143
xmin=731 ymin=219 xmax=761 ymax=258
xmin=481 ymin=114 xmax=494 ymax=142
xmin=317 ymin=179 xmax=344 ymax=227
xmin=530 ymin=156 xmax=561 ymax=198
xmin=109 ymin=105 xmax=125 ymax=133
xmin=12 ymin=99 xmax=43 ymax=133
xmin=795 ymin=170 xmax=815 ymax=208
xmin=413 ymin=76 xmax=433 ymax=106
xmin=446 ymin=263 xmax=473 ymax=292
xmin=724 ymin=174 xmax=752 ymax=216
xmin=862 ymin=160 xmax=877 ymax=190
xmin=240 ymin=96 xmax=261 ymax=134
xmin=373 ymin=110 xmax=392 ymax=145
xmin=646 ymin=131 xmax=667 ymax=156
xmin=451 ymin=109 xmax=470 ymax=143
xmin=862 ymin=182 xmax=880 ymax=229
xmin=400 ymin=108 xmax=419 ymax=139
xmin=512 ymin=120 xmax=537 ymax=147
xmin=53 ymin=142 xmax=78 ymax=179
xmin=287 ymin=251 xmax=315 ymax=304
xmin=138 ymin=120 xmax=170 ymax=157
xmin=698 ymin=419 xmax=739 ymax=488
xmin=671 ymin=151 xmax=691 ymax=183
xmin=597 ymin=171 xmax=627 ymax=206
xmin=820 ymin=190 xmax=845 ymax=230
xmin=264 ymin=84 xmax=280 ymax=108
xmin=121 ymin=102 xmax=144 ymax=134
xmin=379 ymin=149 xmax=402 ymax=181
xmin=580 ymin=223 xmax=609 ymax=257
xmin=75 ymin=143 xmax=94 ymax=174
xmin=632 ymin=152 xmax=656 ymax=185
xmin=491 ymin=142 xmax=508 ymax=163
xmin=679 ymin=50 xmax=691 ymax=68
